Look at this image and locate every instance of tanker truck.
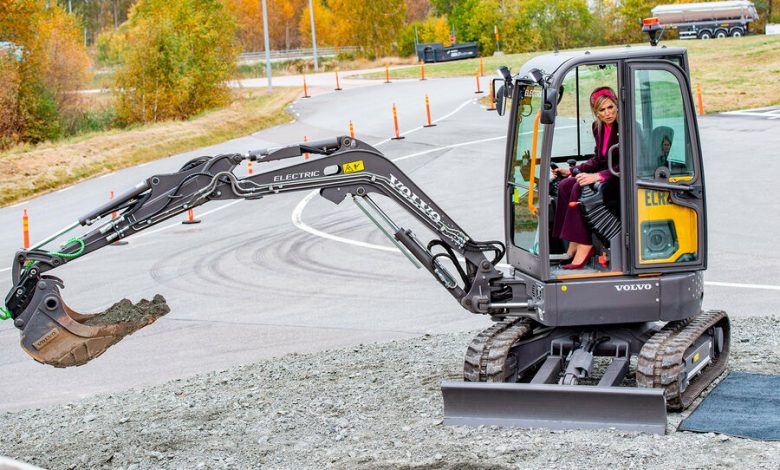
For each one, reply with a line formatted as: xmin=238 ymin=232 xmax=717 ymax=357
xmin=651 ymin=1 xmax=759 ymax=39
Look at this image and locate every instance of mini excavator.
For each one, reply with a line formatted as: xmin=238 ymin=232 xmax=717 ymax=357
xmin=4 ymin=24 xmax=728 ymax=434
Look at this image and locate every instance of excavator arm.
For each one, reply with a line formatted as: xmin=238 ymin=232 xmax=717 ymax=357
xmin=5 ymin=136 xmax=523 ymax=367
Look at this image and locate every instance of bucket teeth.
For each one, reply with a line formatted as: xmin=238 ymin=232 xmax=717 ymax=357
xmin=15 ymin=277 xmax=169 ymax=368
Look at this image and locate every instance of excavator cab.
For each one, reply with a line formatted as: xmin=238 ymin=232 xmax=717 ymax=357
xmin=501 ymin=47 xmax=706 ymax=283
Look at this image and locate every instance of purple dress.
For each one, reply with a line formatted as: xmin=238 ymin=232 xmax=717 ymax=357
xmin=552 ymin=122 xmax=619 ymax=244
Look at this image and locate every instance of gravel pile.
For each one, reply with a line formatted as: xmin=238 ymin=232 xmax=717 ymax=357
xmin=1 ymin=316 xmax=778 ymax=469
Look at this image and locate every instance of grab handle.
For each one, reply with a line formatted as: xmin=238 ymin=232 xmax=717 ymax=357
xmin=608 ymin=143 xmax=620 ymax=177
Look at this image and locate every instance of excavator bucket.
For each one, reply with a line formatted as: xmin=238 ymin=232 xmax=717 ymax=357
xmin=441 ymin=382 xmax=668 ymax=434
xmin=13 ymin=276 xmax=169 ymax=368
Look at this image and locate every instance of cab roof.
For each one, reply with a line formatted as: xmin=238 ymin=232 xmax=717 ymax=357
xmin=515 ymin=45 xmax=688 ymax=81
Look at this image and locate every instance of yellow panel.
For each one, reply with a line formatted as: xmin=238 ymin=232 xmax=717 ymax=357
xmin=343 ymin=160 xmax=365 ymax=174
xmin=636 ymin=188 xmax=698 ymax=264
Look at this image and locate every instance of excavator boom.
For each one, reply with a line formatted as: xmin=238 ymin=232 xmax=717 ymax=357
xmin=5 ymin=136 xmax=515 ymax=367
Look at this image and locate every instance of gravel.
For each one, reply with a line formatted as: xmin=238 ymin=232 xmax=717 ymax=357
xmin=1 ymin=316 xmax=778 ymax=469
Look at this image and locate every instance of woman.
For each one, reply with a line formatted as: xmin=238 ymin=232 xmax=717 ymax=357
xmin=551 ymin=86 xmax=619 ymax=270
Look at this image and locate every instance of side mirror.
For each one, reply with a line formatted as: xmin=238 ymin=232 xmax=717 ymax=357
xmin=540 ymin=87 xmax=558 ymax=125
xmin=495 ymin=84 xmax=507 ymax=116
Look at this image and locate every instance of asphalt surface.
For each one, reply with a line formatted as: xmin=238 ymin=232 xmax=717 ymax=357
xmin=0 ymin=73 xmax=778 ymax=412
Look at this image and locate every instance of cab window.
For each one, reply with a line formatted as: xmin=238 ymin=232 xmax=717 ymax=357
xmin=552 ymin=63 xmax=618 ymax=162
xmin=510 ymin=86 xmax=543 ymax=254
xmin=633 ymin=69 xmax=696 ymax=182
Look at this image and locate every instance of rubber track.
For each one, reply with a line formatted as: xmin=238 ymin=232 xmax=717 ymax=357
xmin=636 ymin=310 xmax=730 ymax=411
xmin=463 ymin=317 xmax=534 ymax=382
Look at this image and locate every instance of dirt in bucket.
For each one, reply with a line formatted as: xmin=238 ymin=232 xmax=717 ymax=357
xmin=84 ymin=294 xmax=170 ymax=327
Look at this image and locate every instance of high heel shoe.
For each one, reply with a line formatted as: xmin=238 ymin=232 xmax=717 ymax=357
xmin=562 ymin=247 xmax=596 ymax=270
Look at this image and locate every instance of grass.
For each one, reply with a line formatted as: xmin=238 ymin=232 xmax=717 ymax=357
xmin=232 ymin=55 xmax=418 ymax=79
xmin=358 ymin=35 xmax=780 ymax=113
xmin=0 ymin=88 xmax=300 ymax=207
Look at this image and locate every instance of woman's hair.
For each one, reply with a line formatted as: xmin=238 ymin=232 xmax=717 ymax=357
xmin=660 ymin=135 xmax=672 ymax=156
xmin=590 ymin=86 xmax=618 ymax=134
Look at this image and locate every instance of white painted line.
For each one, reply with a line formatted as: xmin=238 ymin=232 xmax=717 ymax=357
xmin=98 ymin=172 xmax=115 ymax=179
xmin=8 ymin=202 xmax=24 ymax=208
xmin=393 ymin=135 xmax=505 ymax=162
xmin=292 ymin=191 xmax=396 ymax=253
xmin=704 ymin=281 xmax=780 ymax=291
xmin=372 ymin=97 xmax=477 ymax=147
xmin=722 ymin=107 xmax=780 ymax=119
xmin=56 ymin=186 xmax=73 ymax=193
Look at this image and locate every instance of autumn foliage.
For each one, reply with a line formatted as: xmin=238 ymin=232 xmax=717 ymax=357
xmin=0 ymin=0 xmax=91 ymax=147
xmin=228 ymin=0 xmax=407 ymax=58
xmin=114 ymin=0 xmax=239 ymax=124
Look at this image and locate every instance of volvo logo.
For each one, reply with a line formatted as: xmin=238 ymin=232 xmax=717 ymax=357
xmin=388 ymin=174 xmax=442 ymax=223
xmin=388 ymin=174 xmax=467 ymax=248
xmin=615 ymin=283 xmax=653 ymax=292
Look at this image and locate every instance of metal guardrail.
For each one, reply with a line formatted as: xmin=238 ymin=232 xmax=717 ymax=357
xmin=238 ymin=46 xmax=359 ymax=63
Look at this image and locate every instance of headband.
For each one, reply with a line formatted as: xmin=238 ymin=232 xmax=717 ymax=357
xmin=590 ymin=87 xmax=617 ymax=107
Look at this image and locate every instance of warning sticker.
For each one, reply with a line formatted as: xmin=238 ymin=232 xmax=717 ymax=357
xmin=343 ymin=160 xmax=365 ymax=174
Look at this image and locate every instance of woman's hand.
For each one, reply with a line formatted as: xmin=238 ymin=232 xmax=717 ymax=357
xmin=575 ymin=172 xmax=599 ymax=186
xmin=553 ymin=167 xmax=571 ymax=178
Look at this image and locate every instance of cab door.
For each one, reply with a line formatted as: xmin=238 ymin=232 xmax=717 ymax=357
xmin=626 ymin=61 xmax=706 ymax=272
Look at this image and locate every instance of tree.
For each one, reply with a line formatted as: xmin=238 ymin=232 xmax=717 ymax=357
xmin=114 ymin=0 xmax=238 ymax=124
xmin=450 ymin=0 xmax=502 ymax=55
xmin=429 ymin=0 xmax=459 ymax=16
xmin=224 ymin=0 xmax=264 ymax=52
xmin=398 ymin=15 xmax=451 ymax=56
xmin=518 ymin=0 xmax=595 ymax=51
xmin=329 ymin=0 xmax=407 ymax=57
xmin=0 ymin=0 xmax=90 ymax=145
xmin=611 ymin=0 xmax=653 ymax=43
xmin=267 ymin=0 xmax=306 ymax=50
xmin=56 ymin=0 xmax=136 ymax=44
xmin=298 ymin=0 xmax=340 ymax=47
xmin=406 ymin=0 xmax=432 ymax=22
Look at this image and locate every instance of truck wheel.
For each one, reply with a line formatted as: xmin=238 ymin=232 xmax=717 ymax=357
xmin=715 ymin=29 xmax=728 ymax=39
xmin=730 ymin=28 xmax=744 ymax=37
xmin=698 ymin=30 xmax=712 ymax=39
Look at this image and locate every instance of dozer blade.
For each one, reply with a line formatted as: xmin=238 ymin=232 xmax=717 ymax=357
xmin=13 ymin=276 xmax=169 ymax=368
xmin=441 ymin=381 xmax=668 ymax=434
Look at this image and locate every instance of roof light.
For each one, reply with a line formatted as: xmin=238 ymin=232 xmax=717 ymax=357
xmin=642 ymin=17 xmax=663 ymax=46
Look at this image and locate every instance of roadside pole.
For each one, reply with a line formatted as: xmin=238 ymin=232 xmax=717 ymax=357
xmin=262 ymin=0 xmax=273 ymax=94
xmin=308 ymin=0 xmax=319 ymax=72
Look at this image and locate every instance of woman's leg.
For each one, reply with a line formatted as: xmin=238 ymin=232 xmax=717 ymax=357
xmin=553 ymin=178 xmax=580 ymax=259
xmin=552 ymin=177 xmax=576 ymax=239
xmin=571 ymin=242 xmax=595 ymax=265
xmin=559 ymin=181 xmax=592 ymax=245
xmin=558 ymin=179 xmax=595 ymax=266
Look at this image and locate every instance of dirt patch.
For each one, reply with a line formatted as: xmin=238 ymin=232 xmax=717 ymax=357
xmin=84 ymin=294 xmax=170 ymax=326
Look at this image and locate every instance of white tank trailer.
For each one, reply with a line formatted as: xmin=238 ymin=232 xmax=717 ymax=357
xmin=651 ymin=1 xmax=759 ymax=39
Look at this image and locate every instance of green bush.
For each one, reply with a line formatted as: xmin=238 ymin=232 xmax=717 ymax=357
xmin=115 ymin=0 xmax=239 ymax=124
xmin=60 ymin=107 xmax=117 ymax=137
xmin=20 ymin=82 xmax=61 ymax=143
xmin=95 ymin=29 xmax=128 ymax=66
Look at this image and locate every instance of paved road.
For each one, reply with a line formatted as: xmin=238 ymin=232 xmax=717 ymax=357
xmin=0 ymin=75 xmax=778 ymax=411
